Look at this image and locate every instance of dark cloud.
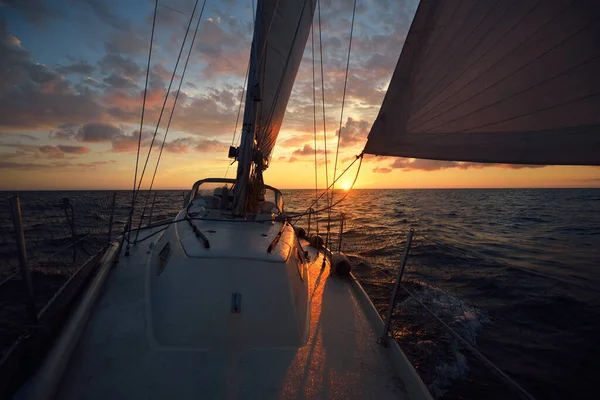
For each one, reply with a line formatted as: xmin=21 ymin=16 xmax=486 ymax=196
xmin=0 ymin=160 xmax=115 ymax=171
xmin=0 ymin=142 xmax=90 ymax=160
xmin=388 ymin=158 xmax=546 ymax=171
xmin=194 ymin=138 xmax=229 ymax=153
xmin=56 ymin=61 xmax=95 ymax=75
xmin=57 ymin=144 xmax=90 ymax=154
xmin=99 ymin=54 xmax=142 ymax=80
xmin=37 ymin=144 xmax=90 ymax=158
xmin=163 ymin=137 xmax=194 ymax=154
xmin=75 ymin=123 xmax=123 ymax=142
xmin=195 ymin=17 xmax=251 ymax=78
xmin=337 ymin=117 xmax=370 ymax=147
xmin=103 ymin=73 xmax=137 ymax=89
xmin=0 ymin=20 xmax=103 ymax=130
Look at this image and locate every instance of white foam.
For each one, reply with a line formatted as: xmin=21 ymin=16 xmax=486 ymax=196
xmin=398 ymin=282 xmax=489 ymax=396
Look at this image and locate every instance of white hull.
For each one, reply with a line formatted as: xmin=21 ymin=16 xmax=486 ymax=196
xmin=23 ymin=196 xmax=431 ymax=399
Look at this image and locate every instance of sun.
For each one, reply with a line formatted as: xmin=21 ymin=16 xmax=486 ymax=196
xmin=340 ymin=181 xmax=352 ymax=191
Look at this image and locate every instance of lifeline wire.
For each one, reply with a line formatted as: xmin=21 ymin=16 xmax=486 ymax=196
xmin=127 ymin=0 xmax=158 ymax=247
xmin=136 ymin=0 xmax=208 ymax=238
xmin=133 ymin=0 xmax=201 ymax=201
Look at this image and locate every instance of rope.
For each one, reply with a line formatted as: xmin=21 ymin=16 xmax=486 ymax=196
xmin=133 ymin=0 xmax=200 ymax=200
xmin=316 ymin=0 xmax=330 ymax=248
xmin=311 ymin=9 xmax=319 ymax=236
xmin=225 ymin=0 xmax=255 ymax=179
xmin=397 ymin=284 xmax=537 ymax=400
xmin=332 ymin=0 xmax=357 ymax=193
xmin=127 ymin=0 xmax=158 ymax=246
xmin=291 ymin=153 xmax=363 ymax=224
xmin=136 ymin=0 xmax=208 ymax=238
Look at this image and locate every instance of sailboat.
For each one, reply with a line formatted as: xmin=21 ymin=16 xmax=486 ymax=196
xmin=20 ymin=0 xmax=600 ymax=399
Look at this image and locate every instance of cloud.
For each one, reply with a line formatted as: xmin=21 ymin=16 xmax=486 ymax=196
xmin=279 ymin=134 xmax=315 ymax=148
xmin=388 ymin=158 xmax=546 ymax=171
xmin=372 ymin=167 xmax=392 ymax=173
xmin=0 ymin=142 xmax=91 ymax=160
xmin=98 ymin=54 xmax=142 ymax=80
xmin=103 ymin=73 xmax=137 ymax=89
xmin=0 ymin=160 xmax=115 ymax=171
xmin=292 ymin=144 xmax=330 ymax=156
xmin=75 ymin=123 xmax=123 ymax=142
xmin=337 ymin=117 xmax=370 ymax=147
xmin=195 ymin=16 xmax=251 ymax=78
xmin=57 ymin=144 xmax=90 ymax=154
xmin=0 ymin=22 xmax=103 ymax=130
xmin=162 ymin=137 xmax=193 ymax=153
xmin=56 ymin=61 xmax=95 ymax=75
xmin=194 ymin=138 xmax=229 ymax=153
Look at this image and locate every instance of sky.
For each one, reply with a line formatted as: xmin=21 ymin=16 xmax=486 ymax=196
xmin=0 ymin=0 xmax=599 ymax=190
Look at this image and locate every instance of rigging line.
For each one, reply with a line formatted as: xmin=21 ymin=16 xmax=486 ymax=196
xmin=317 ymin=0 xmax=330 ymax=247
xmin=332 ymin=0 xmax=357 ymax=193
xmin=225 ymin=0 xmax=254 ymax=179
xmin=291 ymin=154 xmax=362 ymax=225
xmin=290 ymin=153 xmax=363 ymax=225
xmin=408 ymin=0 xmax=578 ymax=132
xmin=134 ymin=0 xmax=200 ymax=199
xmin=409 ymin=0 xmax=541 ymax=122
xmin=127 ymin=0 xmax=158 ymax=248
xmin=158 ymin=3 xmax=189 ymax=16
xmin=311 ymin=10 xmax=319 ymax=236
xmin=397 ymin=284 xmax=536 ymax=400
xmin=136 ymin=0 xmax=208 ymax=235
xmin=230 ymin=58 xmax=251 ymax=148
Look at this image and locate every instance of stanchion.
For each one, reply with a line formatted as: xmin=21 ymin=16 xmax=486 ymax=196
xmin=8 ymin=195 xmax=38 ymax=324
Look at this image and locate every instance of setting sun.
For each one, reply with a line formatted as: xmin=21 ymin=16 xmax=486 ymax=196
xmin=340 ymin=181 xmax=352 ymax=191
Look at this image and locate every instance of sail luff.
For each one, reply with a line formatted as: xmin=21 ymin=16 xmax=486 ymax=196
xmin=364 ymin=0 xmax=600 ymax=166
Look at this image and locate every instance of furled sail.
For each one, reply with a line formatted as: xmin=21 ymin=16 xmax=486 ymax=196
xmin=233 ymin=0 xmax=315 ymax=215
xmin=364 ymin=0 xmax=600 ymax=166
xmin=245 ymin=0 xmax=316 ymax=162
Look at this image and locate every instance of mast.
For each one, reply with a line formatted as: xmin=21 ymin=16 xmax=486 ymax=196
xmin=232 ymin=27 xmax=260 ymax=216
xmin=231 ymin=0 xmax=317 ymax=215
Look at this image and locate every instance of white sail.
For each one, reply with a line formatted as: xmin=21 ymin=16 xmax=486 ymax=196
xmin=234 ymin=0 xmax=315 ymax=214
xmin=246 ymin=0 xmax=316 ymax=161
xmin=364 ymin=0 xmax=600 ymax=166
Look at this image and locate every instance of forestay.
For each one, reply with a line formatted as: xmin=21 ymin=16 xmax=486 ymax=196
xmin=364 ymin=0 xmax=600 ymax=166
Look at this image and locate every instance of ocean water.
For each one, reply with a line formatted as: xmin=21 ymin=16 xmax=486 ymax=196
xmin=1 ymin=188 xmax=599 ymax=399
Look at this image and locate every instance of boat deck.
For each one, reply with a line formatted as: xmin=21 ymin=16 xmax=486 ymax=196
xmin=55 ymin=239 xmax=411 ymax=399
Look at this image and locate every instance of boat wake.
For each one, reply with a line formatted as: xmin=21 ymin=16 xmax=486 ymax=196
xmin=349 ymin=254 xmax=489 ymax=397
